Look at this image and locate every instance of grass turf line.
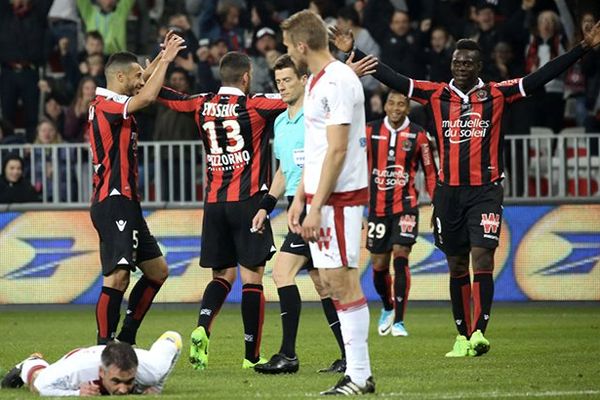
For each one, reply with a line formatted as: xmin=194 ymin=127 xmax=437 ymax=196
xmin=0 ymin=303 xmax=599 ymax=399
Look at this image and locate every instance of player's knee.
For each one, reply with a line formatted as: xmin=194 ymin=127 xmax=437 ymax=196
xmin=392 ymin=245 xmax=411 ymax=259
xmin=371 ymin=257 xmax=389 ymax=271
xmin=104 ymin=269 xmax=130 ymax=291
xmin=214 ymin=267 xmax=236 ymax=284
xmin=271 ymin=265 xmax=293 ymax=287
xmin=472 ymin=248 xmax=495 ymax=272
xmin=447 ymin=255 xmax=470 ymax=276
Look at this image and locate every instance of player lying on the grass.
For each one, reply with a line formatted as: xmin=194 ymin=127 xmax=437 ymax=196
xmin=1 ymin=331 xmax=181 ymax=396
xmin=365 ymin=91 xmax=437 ymax=338
xmin=251 ymin=54 xmax=346 ymax=375
xmin=331 ymin=19 xmax=600 ymax=357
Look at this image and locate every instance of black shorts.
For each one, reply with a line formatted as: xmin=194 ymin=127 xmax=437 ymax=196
xmin=280 ymin=199 xmax=313 ymax=269
xmin=90 ymin=196 xmax=162 ymax=276
xmin=366 ymin=210 xmax=419 ymax=253
xmin=432 ymin=181 xmax=504 ymax=256
xmin=201 ymin=194 xmax=276 ymax=269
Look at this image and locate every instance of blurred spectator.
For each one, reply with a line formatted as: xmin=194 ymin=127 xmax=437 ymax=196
xmin=76 ymin=0 xmax=135 ymax=54
xmin=154 ymin=67 xmax=198 ymax=201
xmin=309 ymin=0 xmax=337 ymax=26
xmin=337 ymin=6 xmax=380 ymax=92
xmin=364 ymin=6 xmax=427 ymax=79
xmin=524 ymin=10 xmax=568 ymax=134
xmin=0 ymin=153 xmax=40 ymax=204
xmin=0 ymin=119 xmax=26 ymax=146
xmin=168 ymin=13 xmax=200 ymax=65
xmin=0 ymin=0 xmax=53 ymax=142
xmin=250 ymin=1 xmax=279 ymax=32
xmin=79 ymin=31 xmax=105 ymax=64
xmin=82 ymin=53 xmax=107 ymax=88
xmin=32 ymin=119 xmax=77 ymax=202
xmin=198 ymin=0 xmax=245 ymax=51
xmin=566 ymin=11 xmax=598 ymax=127
xmin=48 ymin=0 xmax=80 ymax=59
xmin=63 ymin=77 xmax=96 ymax=142
xmin=425 ymin=26 xmax=453 ymax=82
xmin=468 ymin=3 xmax=503 ymax=77
xmin=195 ymin=38 xmax=227 ymax=93
xmin=249 ymin=27 xmax=279 ymax=93
xmin=486 ymin=41 xmax=524 ymax=82
xmin=43 ymin=95 xmax=66 ymax=136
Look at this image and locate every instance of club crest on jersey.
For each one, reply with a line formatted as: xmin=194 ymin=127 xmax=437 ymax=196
xmin=359 ymin=137 xmax=367 ymax=148
xmin=476 ymin=90 xmax=488 ymax=101
xmin=317 ymin=227 xmax=332 ymax=251
xmin=401 ymin=140 xmax=412 ymax=151
xmin=321 ymin=97 xmax=330 ymax=114
xmin=480 ymin=213 xmax=501 ymax=235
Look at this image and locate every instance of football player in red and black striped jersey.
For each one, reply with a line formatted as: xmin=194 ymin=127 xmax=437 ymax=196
xmin=88 ymin=34 xmax=186 ymax=345
xmin=366 ymin=91 xmax=436 ymax=338
xmin=332 ymin=21 xmax=600 ymax=356
xmin=157 ymin=52 xmax=286 ymax=370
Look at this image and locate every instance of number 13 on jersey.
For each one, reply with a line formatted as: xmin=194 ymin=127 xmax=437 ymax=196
xmin=202 ymin=120 xmax=244 ymax=154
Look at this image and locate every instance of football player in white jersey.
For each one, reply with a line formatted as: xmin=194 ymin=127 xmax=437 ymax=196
xmin=281 ymin=10 xmax=374 ymax=396
xmin=1 ymin=331 xmax=181 ymax=396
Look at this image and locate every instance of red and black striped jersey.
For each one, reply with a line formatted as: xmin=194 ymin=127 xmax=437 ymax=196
xmin=88 ymin=87 xmax=139 ymax=204
xmin=367 ymin=117 xmax=437 ymax=217
xmin=410 ymin=77 xmax=525 ymax=186
xmin=158 ymin=86 xmax=286 ymax=203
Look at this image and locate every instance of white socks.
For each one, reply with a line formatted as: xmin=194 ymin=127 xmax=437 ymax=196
xmin=336 ymin=298 xmax=372 ymax=387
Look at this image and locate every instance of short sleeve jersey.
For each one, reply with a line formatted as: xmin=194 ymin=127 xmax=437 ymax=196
xmin=273 ymin=108 xmax=304 ymax=197
xmin=303 ymin=61 xmax=368 ymax=203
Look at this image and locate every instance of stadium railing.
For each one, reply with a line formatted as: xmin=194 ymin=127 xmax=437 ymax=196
xmin=1 ymin=133 xmax=599 ymax=209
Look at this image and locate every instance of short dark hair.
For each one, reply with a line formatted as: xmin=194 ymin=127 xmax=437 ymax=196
xmin=85 ymin=31 xmax=104 ymax=43
xmin=337 ymin=6 xmax=360 ymax=26
xmin=219 ymin=52 xmax=251 ymax=85
xmin=273 ymin=54 xmax=307 ymax=78
xmin=105 ymin=52 xmax=138 ymax=75
xmin=456 ymin=39 xmax=482 ymax=53
xmin=385 ymin=89 xmax=407 ymax=103
xmin=101 ymin=342 xmax=138 ymax=371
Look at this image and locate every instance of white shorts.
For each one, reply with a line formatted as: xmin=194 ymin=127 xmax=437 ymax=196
xmin=307 ymin=204 xmax=364 ymax=269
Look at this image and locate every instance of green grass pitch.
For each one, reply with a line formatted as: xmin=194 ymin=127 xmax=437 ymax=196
xmin=1 ymin=303 xmax=599 ymax=399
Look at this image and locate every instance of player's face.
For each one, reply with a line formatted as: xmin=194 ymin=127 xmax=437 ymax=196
xmin=99 ymin=365 xmax=136 ymax=395
xmin=450 ymin=50 xmax=482 ymax=90
xmin=282 ymin=31 xmax=307 ymax=71
xmin=123 ymin=63 xmax=145 ymax=96
xmin=275 ymin=67 xmax=305 ymax=105
xmin=384 ymin=93 xmax=409 ymax=125
xmin=4 ymin=160 xmax=23 ymax=183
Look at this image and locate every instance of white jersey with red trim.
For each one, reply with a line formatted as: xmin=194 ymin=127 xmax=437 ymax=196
xmin=303 ymin=60 xmax=368 ymax=200
xmin=29 ymin=336 xmax=179 ymax=396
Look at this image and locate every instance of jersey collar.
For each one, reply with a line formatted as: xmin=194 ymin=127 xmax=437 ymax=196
xmin=95 ymin=87 xmax=129 ymax=103
xmin=218 ymin=86 xmax=246 ymax=96
xmin=286 ymin=107 xmax=304 ymax=124
xmin=384 ymin=116 xmax=410 ymax=133
xmin=448 ymin=78 xmax=484 ymax=103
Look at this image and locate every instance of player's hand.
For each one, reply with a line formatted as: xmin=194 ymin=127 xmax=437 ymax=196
xmin=301 ymin=208 xmax=321 ymax=242
xmin=142 ymin=386 xmax=161 ymax=395
xmin=288 ymin=197 xmax=305 ymax=234
xmin=582 ymin=20 xmax=600 ymax=50
xmin=521 ymin=0 xmax=535 ymax=10
xmin=161 ymin=34 xmax=187 ymax=63
xmin=346 ymin=52 xmax=377 ymax=77
xmin=251 ymin=209 xmax=268 ymax=234
xmin=328 ymin=25 xmax=354 ymax=53
xmin=79 ymin=382 xmax=100 ymax=396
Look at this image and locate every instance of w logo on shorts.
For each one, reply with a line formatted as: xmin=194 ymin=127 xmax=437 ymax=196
xmin=480 ymin=213 xmax=501 ymax=234
xmin=317 ymin=227 xmax=332 ymax=251
xmin=399 ymin=215 xmax=417 ymax=233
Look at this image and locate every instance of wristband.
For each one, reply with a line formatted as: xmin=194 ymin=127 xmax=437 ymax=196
xmin=258 ymin=194 xmax=277 ymax=214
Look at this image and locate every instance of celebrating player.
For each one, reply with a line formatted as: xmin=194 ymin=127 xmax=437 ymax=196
xmin=157 ymin=52 xmax=287 ymax=370
xmin=366 ymin=91 xmax=436 ymax=337
xmin=88 ymin=34 xmax=186 ymax=346
xmin=331 ymin=20 xmax=600 ymax=356
xmin=1 ymin=331 xmax=182 ymax=396
xmin=251 ymin=54 xmax=346 ymax=375
xmin=281 ymin=10 xmax=375 ymax=395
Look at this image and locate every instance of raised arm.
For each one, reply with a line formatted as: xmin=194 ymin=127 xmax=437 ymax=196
xmin=127 ymin=35 xmax=186 ymax=114
xmin=329 ymin=26 xmax=411 ymax=95
xmin=522 ymin=20 xmax=600 ymax=94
